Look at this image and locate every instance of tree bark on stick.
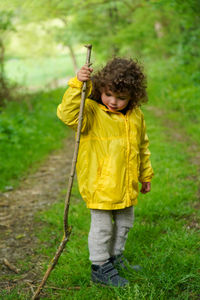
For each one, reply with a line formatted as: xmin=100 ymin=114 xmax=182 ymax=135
xmin=32 ymin=44 xmax=92 ymax=300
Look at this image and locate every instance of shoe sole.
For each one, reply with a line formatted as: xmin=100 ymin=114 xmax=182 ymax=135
xmin=91 ymin=274 xmax=129 ymax=288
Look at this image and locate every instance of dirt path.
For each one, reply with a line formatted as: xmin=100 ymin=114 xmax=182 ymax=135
xmin=0 ymin=133 xmax=74 ymax=290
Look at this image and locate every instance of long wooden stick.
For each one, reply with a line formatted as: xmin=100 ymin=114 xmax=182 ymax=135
xmin=32 ymin=44 xmax=92 ymax=300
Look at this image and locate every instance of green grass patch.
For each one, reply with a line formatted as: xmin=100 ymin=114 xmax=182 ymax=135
xmin=146 ymin=57 xmax=200 ymax=144
xmin=5 ymin=53 xmax=85 ymax=88
xmin=0 ymin=88 xmax=69 ymax=191
xmin=3 ymin=107 xmax=199 ymax=299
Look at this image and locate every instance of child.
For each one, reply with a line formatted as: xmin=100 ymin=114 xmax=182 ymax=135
xmin=57 ymin=57 xmax=154 ymax=287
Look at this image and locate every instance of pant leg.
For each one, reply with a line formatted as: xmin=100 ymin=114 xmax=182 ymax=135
xmin=88 ymin=209 xmax=113 ymax=264
xmin=111 ymin=206 xmax=134 ymax=256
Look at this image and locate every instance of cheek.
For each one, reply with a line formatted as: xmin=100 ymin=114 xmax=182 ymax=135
xmin=118 ymin=100 xmax=129 ymax=109
xmin=101 ymin=95 xmax=108 ymax=105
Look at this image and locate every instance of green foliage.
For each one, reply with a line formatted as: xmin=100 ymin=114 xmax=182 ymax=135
xmin=0 ymin=10 xmax=15 ymax=31
xmin=1 ymin=0 xmax=200 ymax=64
xmin=0 ymin=88 xmax=69 ymax=190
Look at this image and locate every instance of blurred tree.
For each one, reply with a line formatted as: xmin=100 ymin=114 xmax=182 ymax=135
xmin=53 ymin=20 xmax=79 ymax=73
xmin=0 ymin=10 xmax=16 ymax=106
xmin=12 ymin=0 xmax=79 ymax=72
xmin=0 ymin=0 xmax=199 ymax=86
xmin=66 ymin=0 xmax=145 ymax=61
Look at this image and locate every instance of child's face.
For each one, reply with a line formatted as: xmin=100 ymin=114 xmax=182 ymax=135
xmin=101 ymin=90 xmax=130 ymax=112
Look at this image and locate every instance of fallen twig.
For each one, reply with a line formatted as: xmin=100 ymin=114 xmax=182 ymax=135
xmin=67 ymin=286 xmax=81 ymax=290
xmin=46 ymin=285 xmax=66 ymax=291
xmin=28 ymin=283 xmax=81 ymax=292
xmin=3 ymin=258 xmax=20 ymax=274
xmin=26 ymin=281 xmax=35 ymax=294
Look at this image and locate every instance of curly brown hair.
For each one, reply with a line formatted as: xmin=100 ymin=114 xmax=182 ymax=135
xmin=89 ymin=57 xmax=148 ymax=108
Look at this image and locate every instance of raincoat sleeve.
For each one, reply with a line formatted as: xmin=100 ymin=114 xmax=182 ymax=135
xmin=57 ymin=76 xmax=93 ymax=132
xmin=139 ymin=112 xmax=154 ymax=183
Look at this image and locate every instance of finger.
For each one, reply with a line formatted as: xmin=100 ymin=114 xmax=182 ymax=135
xmin=140 ymin=186 xmax=149 ymax=194
xmin=79 ymin=74 xmax=90 ymax=80
xmin=82 ymin=76 xmax=91 ymax=81
xmin=82 ymin=65 xmax=91 ymax=70
xmin=146 ymin=183 xmax=151 ymax=192
xmin=81 ymin=70 xmax=91 ymax=75
xmin=82 ymin=77 xmax=90 ymax=81
xmin=81 ymin=66 xmax=93 ymax=75
xmin=81 ymin=74 xmax=90 ymax=79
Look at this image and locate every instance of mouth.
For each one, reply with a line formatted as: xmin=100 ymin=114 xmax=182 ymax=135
xmin=108 ymin=105 xmax=117 ymax=110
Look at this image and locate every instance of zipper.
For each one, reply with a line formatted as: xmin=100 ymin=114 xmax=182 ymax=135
xmin=118 ymin=112 xmax=130 ymax=206
xmin=125 ymin=114 xmax=130 ymax=205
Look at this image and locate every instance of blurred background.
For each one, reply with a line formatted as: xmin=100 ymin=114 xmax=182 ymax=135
xmin=0 ymin=0 xmax=200 ymax=190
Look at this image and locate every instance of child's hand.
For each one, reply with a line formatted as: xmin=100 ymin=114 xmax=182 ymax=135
xmin=77 ymin=64 xmax=93 ymax=82
xmin=140 ymin=182 xmax=151 ymax=194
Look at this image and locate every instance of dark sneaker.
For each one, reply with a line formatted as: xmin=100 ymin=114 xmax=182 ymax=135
xmin=110 ymin=254 xmax=142 ymax=272
xmin=91 ymin=261 xmax=129 ymax=287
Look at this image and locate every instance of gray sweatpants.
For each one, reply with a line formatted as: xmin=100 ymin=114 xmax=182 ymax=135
xmin=88 ymin=206 xmax=134 ymax=265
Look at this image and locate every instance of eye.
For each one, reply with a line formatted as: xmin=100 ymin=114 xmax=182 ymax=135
xmin=118 ymin=97 xmax=126 ymax=100
xmin=105 ymin=92 xmax=112 ymax=97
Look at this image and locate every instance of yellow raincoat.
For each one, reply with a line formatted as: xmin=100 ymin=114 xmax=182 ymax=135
xmin=57 ymin=77 xmax=154 ymax=210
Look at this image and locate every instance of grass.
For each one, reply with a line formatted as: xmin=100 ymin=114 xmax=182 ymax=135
xmin=2 ymin=106 xmax=199 ymax=299
xmin=5 ymin=53 xmax=85 ymax=88
xmin=0 ymin=51 xmax=88 ymax=191
xmin=146 ymin=56 xmax=200 ymax=144
xmin=0 ymin=87 xmax=69 ymax=191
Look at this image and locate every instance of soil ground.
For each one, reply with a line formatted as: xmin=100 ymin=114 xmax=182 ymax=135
xmin=0 ymin=133 xmax=74 ymax=293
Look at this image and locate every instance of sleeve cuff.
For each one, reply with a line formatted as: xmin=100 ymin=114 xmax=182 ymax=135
xmin=139 ymin=175 xmax=154 ymax=183
xmin=68 ymin=76 xmax=92 ymax=90
xmin=68 ymin=76 xmax=83 ymax=88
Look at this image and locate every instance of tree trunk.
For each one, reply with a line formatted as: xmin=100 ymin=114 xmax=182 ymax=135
xmin=0 ymin=38 xmax=5 ymax=78
xmin=67 ymin=44 xmax=78 ymax=74
xmin=0 ymin=38 xmax=8 ymax=106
